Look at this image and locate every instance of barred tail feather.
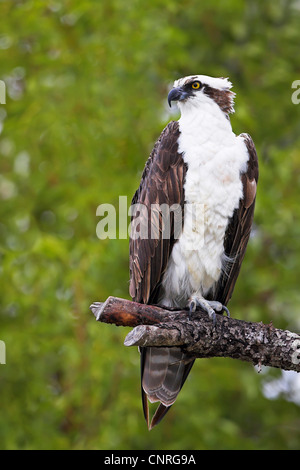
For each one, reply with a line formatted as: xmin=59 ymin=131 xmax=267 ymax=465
xmin=140 ymin=347 xmax=194 ymax=429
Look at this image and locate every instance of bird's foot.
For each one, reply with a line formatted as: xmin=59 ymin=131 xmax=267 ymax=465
xmin=188 ymin=295 xmax=230 ymax=326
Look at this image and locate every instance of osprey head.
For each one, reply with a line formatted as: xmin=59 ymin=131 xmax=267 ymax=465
xmin=168 ymin=74 xmax=235 ymax=115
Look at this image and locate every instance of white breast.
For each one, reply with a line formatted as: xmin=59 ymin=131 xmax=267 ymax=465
xmin=160 ymin=100 xmax=249 ymax=308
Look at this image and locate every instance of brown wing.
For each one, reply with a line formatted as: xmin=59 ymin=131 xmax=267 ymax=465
xmin=214 ymin=133 xmax=259 ymax=306
xmin=129 ymin=120 xmax=186 ymax=305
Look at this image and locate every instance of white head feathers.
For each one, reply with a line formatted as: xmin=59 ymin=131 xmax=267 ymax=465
xmin=173 ymin=74 xmax=235 ymax=115
xmin=174 ymin=75 xmax=233 ymax=91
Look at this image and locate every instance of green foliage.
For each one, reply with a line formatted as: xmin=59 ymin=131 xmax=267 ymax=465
xmin=0 ymin=0 xmax=300 ymax=450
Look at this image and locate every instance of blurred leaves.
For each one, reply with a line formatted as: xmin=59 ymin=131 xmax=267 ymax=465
xmin=0 ymin=0 xmax=300 ymax=450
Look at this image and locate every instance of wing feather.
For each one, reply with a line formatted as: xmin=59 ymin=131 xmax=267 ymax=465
xmin=214 ymin=133 xmax=259 ymax=306
xmin=129 ymin=121 xmax=186 ymax=304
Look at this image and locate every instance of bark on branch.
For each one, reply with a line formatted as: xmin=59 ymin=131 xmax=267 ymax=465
xmin=90 ymin=296 xmax=300 ymax=372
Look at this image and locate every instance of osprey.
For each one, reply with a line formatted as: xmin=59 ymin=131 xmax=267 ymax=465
xmin=129 ymin=74 xmax=258 ymax=430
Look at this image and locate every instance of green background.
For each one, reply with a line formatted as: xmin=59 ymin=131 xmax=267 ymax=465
xmin=1 ymin=0 xmax=300 ymax=450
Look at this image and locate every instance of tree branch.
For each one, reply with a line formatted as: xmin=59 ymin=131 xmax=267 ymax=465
xmin=90 ymin=296 xmax=300 ymax=372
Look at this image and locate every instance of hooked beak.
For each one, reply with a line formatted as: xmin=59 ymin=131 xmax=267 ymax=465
xmin=167 ymin=87 xmax=189 ymax=107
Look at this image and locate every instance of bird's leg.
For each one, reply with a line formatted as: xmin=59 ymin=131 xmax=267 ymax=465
xmin=188 ymin=294 xmax=230 ymax=325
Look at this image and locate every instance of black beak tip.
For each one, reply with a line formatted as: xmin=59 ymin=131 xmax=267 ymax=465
xmin=167 ymin=87 xmax=185 ymax=108
xmin=167 ymin=90 xmax=174 ymax=108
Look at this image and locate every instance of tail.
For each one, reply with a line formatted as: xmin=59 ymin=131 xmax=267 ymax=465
xmin=140 ymin=346 xmax=195 ymax=430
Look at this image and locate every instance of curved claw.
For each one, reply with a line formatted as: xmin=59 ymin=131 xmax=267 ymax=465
xmin=187 ymin=296 xmax=230 ymax=325
xmin=221 ymin=305 xmax=230 ymax=317
xmin=188 ymin=300 xmax=197 ymax=320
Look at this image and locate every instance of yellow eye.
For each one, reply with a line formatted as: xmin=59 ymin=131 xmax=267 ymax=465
xmin=192 ymin=81 xmax=201 ymax=90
